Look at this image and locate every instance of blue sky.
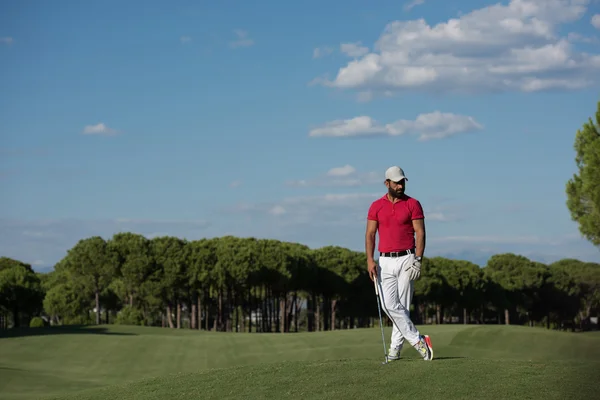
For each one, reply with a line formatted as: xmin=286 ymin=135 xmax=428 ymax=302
xmin=2 ymin=0 xmax=600 ymax=270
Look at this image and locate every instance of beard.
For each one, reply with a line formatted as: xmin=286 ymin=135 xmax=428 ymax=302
xmin=388 ymin=186 xmax=404 ymax=198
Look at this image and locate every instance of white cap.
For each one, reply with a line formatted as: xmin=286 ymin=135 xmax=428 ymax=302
xmin=385 ymin=166 xmax=408 ymax=182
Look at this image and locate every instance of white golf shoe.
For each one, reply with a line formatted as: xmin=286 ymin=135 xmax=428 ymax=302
xmin=387 ymin=345 xmax=402 ymax=360
xmin=414 ymin=335 xmax=434 ymax=361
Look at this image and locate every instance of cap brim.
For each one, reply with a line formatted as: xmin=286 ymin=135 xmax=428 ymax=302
xmin=388 ymin=175 xmax=407 ymax=182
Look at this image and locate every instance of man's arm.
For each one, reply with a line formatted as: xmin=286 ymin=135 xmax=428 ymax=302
xmin=412 ymin=218 xmax=426 ymax=258
xmin=365 ymin=220 xmax=378 ymax=262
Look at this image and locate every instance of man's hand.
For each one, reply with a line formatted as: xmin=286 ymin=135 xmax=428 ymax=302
xmin=368 ymin=259 xmax=378 ymax=281
xmin=406 ymin=258 xmax=421 ymax=280
xmin=365 ymin=219 xmax=378 ymax=282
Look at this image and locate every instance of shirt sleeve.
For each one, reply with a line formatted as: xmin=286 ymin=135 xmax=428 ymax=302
xmin=411 ymin=199 xmax=425 ymax=220
xmin=367 ymin=202 xmax=379 ymax=221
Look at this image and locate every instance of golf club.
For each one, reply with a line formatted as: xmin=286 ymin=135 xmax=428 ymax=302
xmin=373 ymin=276 xmax=389 ymax=365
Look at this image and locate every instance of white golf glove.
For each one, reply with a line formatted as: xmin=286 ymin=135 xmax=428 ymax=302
xmin=406 ymin=257 xmax=421 ymax=280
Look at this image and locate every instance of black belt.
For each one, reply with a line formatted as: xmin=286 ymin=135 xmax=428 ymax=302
xmin=380 ymin=249 xmax=415 ymax=257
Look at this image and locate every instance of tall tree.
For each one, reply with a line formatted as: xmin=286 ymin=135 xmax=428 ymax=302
xmin=484 ymin=253 xmax=537 ymax=325
xmin=41 ymin=261 xmax=91 ymax=325
xmin=109 ymin=232 xmax=152 ymax=308
xmin=63 ymin=236 xmax=118 ymax=325
xmin=151 ymin=236 xmax=188 ymax=329
xmin=0 ymin=259 xmax=44 ymax=328
xmin=187 ymin=238 xmax=217 ymax=330
xmin=566 ymin=100 xmax=600 ymax=247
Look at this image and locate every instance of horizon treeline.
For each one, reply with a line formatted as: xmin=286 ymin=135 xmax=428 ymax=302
xmin=1 ymin=233 xmax=599 ymax=332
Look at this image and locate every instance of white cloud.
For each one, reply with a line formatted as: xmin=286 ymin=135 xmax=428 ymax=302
xmin=7 ymin=212 xmax=597 ymax=271
xmin=404 ymin=0 xmax=425 ymax=12
xmin=180 ymin=36 xmax=191 ymax=44
xmin=224 ymin=192 xmax=600 ymax=266
xmin=0 ymin=37 xmax=13 ymax=45
xmin=313 ymin=46 xmax=334 ymax=58
xmin=269 ymin=205 xmax=286 ymax=216
xmin=434 ymin=235 xmax=550 ymax=245
xmin=308 ymin=111 xmax=483 ymax=140
xmin=230 ymin=180 xmax=242 ymax=188
xmin=233 ymin=192 xmax=384 ymax=225
xmin=567 ymin=32 xmax=598 ymax=43
xmin=82 ymin=123 xmax=118 ymax=136
xmin=592 ymin=14 xmax=600 ymax=29
xmin=286 ymin=165 xmax=381 ymax=187
xmin=230 ymin=29 xmax=254 ymax=48
xmin=327 ymin=165 xmax=356 ymax=177
xmin=340 ymin=42 xmax=369 ymax=57
xmin=229 ymin=192 xmax=457 ymax=254
xmin=316 ymin=0 xmax=600 ymax=98
xmin=0 ymin=218 xmax=211 ymax=269
xmin=428 ymin=232 xmax=600 ymax=265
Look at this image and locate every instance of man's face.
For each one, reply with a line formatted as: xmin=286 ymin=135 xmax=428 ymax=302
xmin=386 ymin=179 xmax=406 ymax=198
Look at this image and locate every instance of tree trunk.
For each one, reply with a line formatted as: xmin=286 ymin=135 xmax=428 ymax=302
xmin=263 ymin=287 xmax=268 ymax=332
xmin=286 ymin=294 xmax=293 ymax=333
xmin=259 ymin=287 xmax=263 ymax=333
xmin=218 ymin=290 xmax=223 ymax=332
xmin=268 ymin=287 xmax=274 ymax=332
xmin=331 ymin=299 xmax=337 ymax=330
xmin=177 ymin=301 xmax=181 ymax=329
xmin=270 ymin=289 xmax=274 ymax=332
xmin=240 ymin=303 xmax=245 ymax=333
xmin=280 ymin=296 xmax=286 ymax=333
xmin=315 ymin=295 xmax=320 ymax=331
xmin=264 ymin=286 xmax=268 ymax=332
xmin=248 ymin=289 xmax=252 ymax=333
xmin=436 ymin=304 xmax=441 ymax=324
xmin=463 ymin=308 xmax=468 ymax=324
xmin=204 ymin=292 xmax=210 ymax=331
xmin=95 ymin=290 xmax=101 ymax=325
xmin=197 ymin=293 xmax=202 ymax=330
xmin=12 ymin=305 xmax=19 ymax=328
xmin=275 ymin=295 xmax=280 ymax=333
xmin=307 ymin=295 xmax=314 ymax=332
xmin=166 ymin=305 xmax=174 ymax=328
xmin=504 ymin=308 xmax=510 ymax=325
xmin=226 ymin=287 xmax=232 ymax=332
xmin=191 ymin=295 xmax=197 ymax=330
xmin=295 ymin=294 xmax=301 ymax=332
xmin=129 ymin=294 xmax=133 ymax=308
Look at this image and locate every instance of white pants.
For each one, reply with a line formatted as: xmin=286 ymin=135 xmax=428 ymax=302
xmin=376 ymin=254 xmax=421 ymax=349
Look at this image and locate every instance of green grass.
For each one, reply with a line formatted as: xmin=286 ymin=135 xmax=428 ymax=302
xmin=1 ymin=324 xmax=599 ymax=400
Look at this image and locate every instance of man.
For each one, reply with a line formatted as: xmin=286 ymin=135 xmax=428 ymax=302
xmin=365 ymin=166 xmax=433 ymax=361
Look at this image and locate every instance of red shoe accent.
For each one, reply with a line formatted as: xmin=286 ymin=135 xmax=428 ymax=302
xmin=423 ymin=335 xmax=434 ymax=360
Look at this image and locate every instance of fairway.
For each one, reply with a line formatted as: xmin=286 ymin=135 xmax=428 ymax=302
xmin=1 ymin=324 xmax=599 ymax=400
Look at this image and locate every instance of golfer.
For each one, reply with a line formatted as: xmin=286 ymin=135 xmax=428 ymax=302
xmin=365 ymin=166 xmax=433 ymax=361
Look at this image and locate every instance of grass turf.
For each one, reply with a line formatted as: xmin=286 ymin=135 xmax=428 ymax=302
xmin=0 ymin=324 xmax=599 ymax=400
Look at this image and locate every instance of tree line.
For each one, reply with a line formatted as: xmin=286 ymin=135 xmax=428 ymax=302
xmin=1 ymin=233 xmax=599 ymax=333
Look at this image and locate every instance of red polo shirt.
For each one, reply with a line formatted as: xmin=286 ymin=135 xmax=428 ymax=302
xmin=367 ymin=194 xmax=424 ymax=252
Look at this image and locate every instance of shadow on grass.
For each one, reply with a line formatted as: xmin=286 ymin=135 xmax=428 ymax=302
xmin=0 ymin=366 xmax=27 ymax=371
xmin=0 ymin=325 xmax=138 ymax=339
xmin=398 ymin=356 xmax=467 ymax=362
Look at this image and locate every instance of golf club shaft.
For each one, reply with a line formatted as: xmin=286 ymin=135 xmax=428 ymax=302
xmin=374 ymin=277 xmax=387 ymax=363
